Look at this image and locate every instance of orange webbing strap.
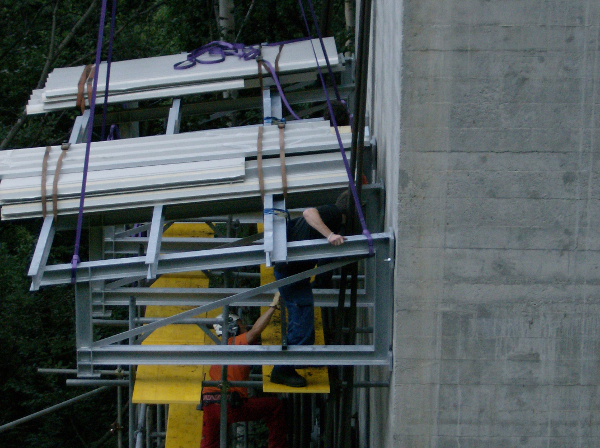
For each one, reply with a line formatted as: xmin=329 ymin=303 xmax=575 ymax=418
xmin=257 ymin=56 xmax=264 ymax=93
xmin=274 ymin=44 xmax=284 ymax=74
xmin=257 ymin=126 xmax=265 ymax=202
xmin=41 ymin=146 xmax=51 ymax=218
xmin=86 ymin=65 xmax=96 ymax=111
xmin=76 ymin=64 xmax=93 ymax=114
xmin=278 ymin=122 xmax=287 ymax=200
xmin=52 ymin=143 xmax=71 ymax=221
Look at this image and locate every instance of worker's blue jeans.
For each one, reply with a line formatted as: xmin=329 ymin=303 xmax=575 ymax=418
xmin=274 ymin=270 xmax=315 ymax=346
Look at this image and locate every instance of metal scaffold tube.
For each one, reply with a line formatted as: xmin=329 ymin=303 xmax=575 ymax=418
xmin=0 ymin=387 xmax=110 ymax=433
xmin=135 ymin=403 xmax=147 ymax=448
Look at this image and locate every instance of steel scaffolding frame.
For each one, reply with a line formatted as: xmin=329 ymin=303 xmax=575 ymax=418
xmin=15 ymin=53 xmax=394 ymax=448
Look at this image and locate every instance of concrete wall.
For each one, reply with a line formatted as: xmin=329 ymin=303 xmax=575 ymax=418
xmin=368 ymin=0 xmax=600 ymax=446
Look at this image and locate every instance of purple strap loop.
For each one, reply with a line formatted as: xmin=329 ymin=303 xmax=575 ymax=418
xmin=174 ymin=37 xmax=314 ymax=70
xmin=174 ymin=40 xmax=302 ymax=120
xmin=174 ymin=41 xmax=261 ymax=69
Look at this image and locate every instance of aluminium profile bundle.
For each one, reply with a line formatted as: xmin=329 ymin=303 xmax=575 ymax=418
xmin=0 ymin=145 xmax=359 ymax=221
xmin=27 ymin=38 xmax=341 ymax=114
xmin=0 ymin=120 xmax=357 ymax=180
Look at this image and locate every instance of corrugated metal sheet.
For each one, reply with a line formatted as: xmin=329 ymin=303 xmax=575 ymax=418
xmin=0 ymin=158 xmax=245 ymax=203
xmin=0 ymin=120 xmax=363 ymax=220
xmin=27 ymin=38 xmax=341 ymax=114
xmin=1 ymin=151 xmax=349 ymax=220
xmin=0 ymin=120 xmax=357 ymax=179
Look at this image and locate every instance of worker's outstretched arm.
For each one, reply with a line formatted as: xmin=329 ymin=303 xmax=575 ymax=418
xmin=303 ymin=208 xmax=345 ymax=246
xmin=246 ymin=293 xmax=280 ymax=344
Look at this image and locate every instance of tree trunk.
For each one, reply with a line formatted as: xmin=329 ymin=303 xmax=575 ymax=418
xmin=218 ymin=0 xmax=235 ymax=41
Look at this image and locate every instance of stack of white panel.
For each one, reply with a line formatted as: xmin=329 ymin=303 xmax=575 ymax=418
xmin=27 ymin=38 xmax=341 ymax=114
xmin=0 ymin=121 xmax=365 ymax=220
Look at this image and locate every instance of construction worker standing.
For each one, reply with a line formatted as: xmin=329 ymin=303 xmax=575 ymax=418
xmin=269 ymin=192 xmax=348 ymax=387
xmin=200 ymin=293 xmax=288 ymax=448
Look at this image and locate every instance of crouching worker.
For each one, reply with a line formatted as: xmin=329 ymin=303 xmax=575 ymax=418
xmin=200 ymin=293 xmax=288 ymax=448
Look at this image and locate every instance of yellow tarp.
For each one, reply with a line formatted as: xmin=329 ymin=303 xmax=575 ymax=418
xmin=165 ymin=404 xmax=204 ymax=448
xmin=132 ymin=223 xmax=215 ymax=448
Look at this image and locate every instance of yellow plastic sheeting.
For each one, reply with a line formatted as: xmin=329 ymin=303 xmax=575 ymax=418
xmin=133 ymin=303 xmax=220 ymax=403
xmin=258 ymin=257 xmax=330 ymax=394
xmin=165 ymin=404 xmax=203 ymax=448
xmin=162 ymin=223 xmax=214 ymax=238
xmin=151 ymin=276 xmax=209 ymax=288
xmin=143 ymin=306 xmax=208 ymax=345
xmin=133 ymin=223 xmax=217 ymax=404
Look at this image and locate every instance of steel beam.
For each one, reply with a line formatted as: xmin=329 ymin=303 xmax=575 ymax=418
xmin=263 ymin=195 xmax=287 ymax=266
xmin=113 ymin=223 xmax=152 ymax=239
xmin=145 ymin=205 xmax=164 ymax=280
xmin=99 ymin=287 xmax=369 ymax=307
xmin=28 ymin=216 xmax=55 ymax=291
xmin=104 ymin=237 xmax=246 ymax=254
xmin=93 ymin=257 xmax=362 ymax=347
xmin=37 ymin=232 xmax=389 ymax=287
xmin=263 ymin=195 xmax=274 ymax=266
xmin=77 ymin=345 xmax=388 ymax=366
xmin=166 ymin=99 xmax=181 ymax=135
xmin=69 ymin=110 xmax=90 ymax=144
xmin=272 ymin=196 xmax=287 ymax=263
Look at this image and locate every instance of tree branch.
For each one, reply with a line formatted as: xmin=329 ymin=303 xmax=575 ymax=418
xmin=235 ymin=0 xmax=256 ymax=43
xmin=1 ymin=1 xmax=99 ymax=150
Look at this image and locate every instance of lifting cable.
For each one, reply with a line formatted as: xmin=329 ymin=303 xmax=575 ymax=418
xmin=71 ymin=0 xmax=117 ymax=282
xmin=100 ymin=0 xmax=118 ymax=141
xmin=296 ymin=0 xmax=374 ymax=256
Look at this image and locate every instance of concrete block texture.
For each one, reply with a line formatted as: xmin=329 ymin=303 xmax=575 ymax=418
xmin=369 ymin=0 xmax=600 ymax=444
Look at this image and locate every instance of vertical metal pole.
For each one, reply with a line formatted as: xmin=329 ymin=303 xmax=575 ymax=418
xmin=117 ymin=385 xmax=123 ymax=448
xmin=365 ymin=367 xmax=371 ymax=448
xmin=75 ymin=282 xmax=95 ymax=377
xmin=145 ymin=405 xmax=151 ymax=448
xmin=156 ymin=404 xmax=162 ymax=448
xmin=224 ymin=216 xmax=233 ymax=288
xmin=219 ymin=304 xmax=230 ymax=448
xmin=262 ymin=88 xmax=272 ymax=125
xmin=135 ymin=404 xmax=147 ymax=448
xmin=129 ymin=298 xmax=136 ymax=448
xmin=298 ymin=394 xmax=306 ymax=446
xmin=165 ymin=405 xmax=169 ymax=441
xmin=291 ymin=394 xmax=298 ymax=448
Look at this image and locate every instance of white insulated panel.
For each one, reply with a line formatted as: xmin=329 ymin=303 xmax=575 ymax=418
xmin=0 ymin=158 xmax=245 ymax=203
xmin=41 ymin=38 xmax=338 ymax=100
xmin=27 ymin=38 xmax=341 ymax=115
xmin=26 ymin=79 xmax=245 ymax=115
xmin=0 ymin=121 xmax=365 ymax=180
xmin=0 ymin=151 xmax=349 ymax=220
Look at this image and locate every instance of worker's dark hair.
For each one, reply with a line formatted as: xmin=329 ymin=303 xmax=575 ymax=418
xmin=324 ymin=100 xmax=350 ymax=127
xmin=335 ymin=190 xmax=350 ymax=216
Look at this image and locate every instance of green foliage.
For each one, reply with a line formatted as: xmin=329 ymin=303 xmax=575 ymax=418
xmin=0 ymin=222 xmax=117 ymax=448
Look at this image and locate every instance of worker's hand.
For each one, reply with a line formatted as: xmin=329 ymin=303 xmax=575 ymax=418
xmin=327 ymin=233 xmax=346 ymax=246
xmin=270 ymin=291 xmax=281 ymax=308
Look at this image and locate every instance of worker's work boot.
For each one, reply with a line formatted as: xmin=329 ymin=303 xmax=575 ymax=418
xmin=270 ymin=366 xmax=307 ymax=387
